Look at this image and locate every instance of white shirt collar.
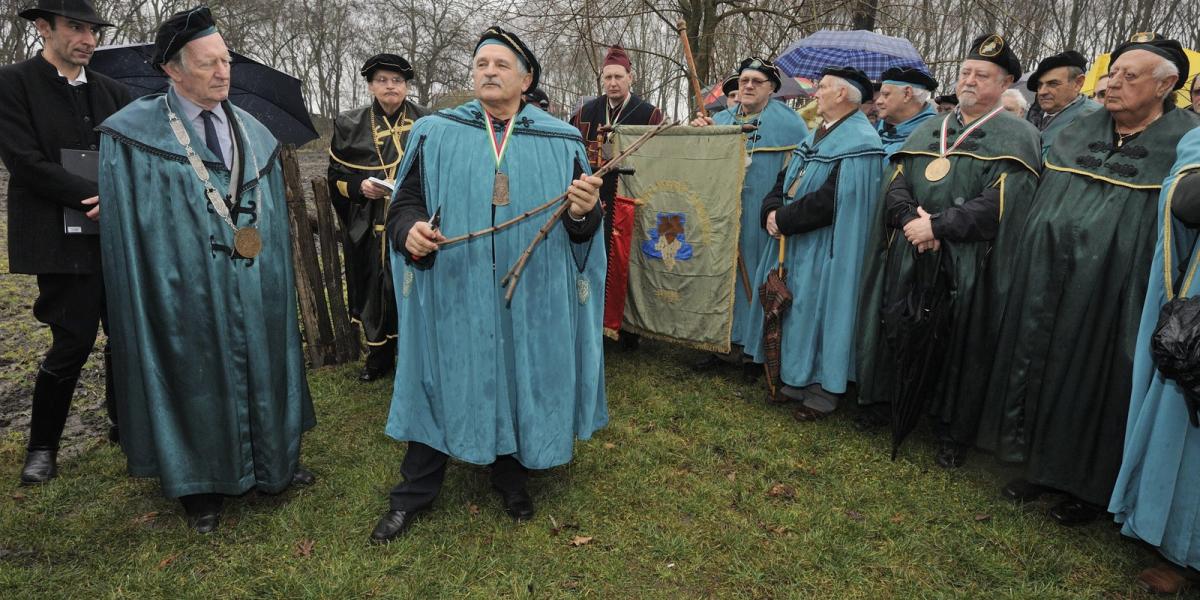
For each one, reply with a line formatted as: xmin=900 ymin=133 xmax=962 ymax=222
xmin=57 ymin=66 xmax=87 ymax=86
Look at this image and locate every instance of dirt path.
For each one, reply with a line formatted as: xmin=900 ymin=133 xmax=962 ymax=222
xmin=0 ymin=150 xmax=331 ymax=455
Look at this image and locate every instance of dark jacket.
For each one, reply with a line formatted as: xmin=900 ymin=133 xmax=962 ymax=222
xmin=0 ymin=53 xmax=131 ymax=274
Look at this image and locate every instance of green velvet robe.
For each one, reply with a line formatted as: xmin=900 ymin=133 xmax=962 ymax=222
xmin=98 ymin=92 xmax=315 ymax=498
xmin=978 ymin=106 xmax=1200 ymax=506
xmin=856 ymin=109 xmax=1041 ymax=437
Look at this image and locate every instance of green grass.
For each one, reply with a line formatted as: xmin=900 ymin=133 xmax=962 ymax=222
xmin=0 ymin=343 xmax=1180 ymax=598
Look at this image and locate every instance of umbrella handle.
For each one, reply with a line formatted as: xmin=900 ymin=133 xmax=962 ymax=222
xmin=777 ymin=237 xmax=786 ymax=277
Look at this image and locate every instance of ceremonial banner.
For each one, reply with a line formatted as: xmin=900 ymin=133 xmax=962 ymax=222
xmin=611 ymin=124 xmax=746 ymax=353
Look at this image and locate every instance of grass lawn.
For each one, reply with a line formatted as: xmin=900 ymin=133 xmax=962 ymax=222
xmin=0 ymin=341 xmax=1180 ymax=598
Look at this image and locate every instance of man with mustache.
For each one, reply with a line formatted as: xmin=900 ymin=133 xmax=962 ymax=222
xmin=372 ymin=27 xmax=606 ymax=543
xmin=327 ymin=54 xmax=429 ymax=382
xmin=0 ymin=0 xmax=130 ymax=484
xmin=96 ymin=5 xmax=316 ymax=533
xmin=987 ymin=35 xmax=1200 ymax=526
xmin=855 ymin=34 xmax=1040 ymax=466
xmin=1024 ymin=50 xmax=1101 ymax=157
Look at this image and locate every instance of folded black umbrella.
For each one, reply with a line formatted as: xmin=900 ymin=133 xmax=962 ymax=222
xmin=1151 ymin=294 xmax=1200 ymax=427
xmin=881 ymin=246 xmax=956 ymax=459
xmin=89 ymin=43 xmax=319 ymax=146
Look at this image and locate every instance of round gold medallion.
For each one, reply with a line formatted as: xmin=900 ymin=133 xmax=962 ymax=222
xmin=233 ymin=227 xmax=263 ymax=258
xmin=924 ymin=157 xmax=951 ymax=182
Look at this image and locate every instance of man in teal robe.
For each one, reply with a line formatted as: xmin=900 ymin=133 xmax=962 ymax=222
xmin=875 ymin=67 xmax=939 ymax=159
xmin=1024 ymin=50 xmax=1101 ymax=157
xmin=990 ymin=39 xmax=1200 ymax=526
xmin=370 ymin=27 xmax=606 ymax=544
xmin=1110 ymin=128 xmax=1200 ymax=594
xmin=692 ymin=57 xmax=807 ymax=375
xmin=855 ymin=34 xmax=1041 ymax=465
xmin=97 ymin=7 xmax=314 ymax=534
xmin=742 ymin=66 xmax=883 ymax=419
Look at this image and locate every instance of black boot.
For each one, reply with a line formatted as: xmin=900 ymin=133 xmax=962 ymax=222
xmin=180 ymin=494 xmax=224 ymax=534
xmin=21 ymin=367 xmax=78 ymax=485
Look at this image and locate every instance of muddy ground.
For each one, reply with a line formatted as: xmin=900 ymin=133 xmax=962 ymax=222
xmin=0 ymin=150 xmax=331 ymax=456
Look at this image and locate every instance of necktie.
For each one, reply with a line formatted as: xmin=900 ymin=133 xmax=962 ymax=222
xmin=200 ymin=110 xmax=224 ymax=165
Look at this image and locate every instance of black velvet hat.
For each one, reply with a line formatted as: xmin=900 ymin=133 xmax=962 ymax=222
xmin=721 ymin=74 xmax=739 ymax=97
xmin=736 ymin=57 xmax=782 ymax=92
xmin=966 ymin=33 xmax=1022 ymax=78
xmin=935 ymin=93 xmax=958 ymax=106
xmin=1111 ymin=36 xmax=1190 ymax=91
xmin=881 ymin=67 xmax=938 ymax=92
xmin=152 ymin=5 xmax=217 ymax=72
xmin=821 ymin=65 xmax=873 ymax=101
xmin=523 ymin=87 xmax=550 ymax=110
xmin=1027 ymin=50 xmax=1088 ymax=91
xmin=361 ymin=53 xmax=413 ymax=82
xmin=474 ymin=26 xmax=541 ymax=91
xmin=19 ymin=0 xmax=112 ymax=27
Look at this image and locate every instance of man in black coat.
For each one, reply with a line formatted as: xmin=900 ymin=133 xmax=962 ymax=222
xmin=0 ymin=0 xmax=131 ymax=484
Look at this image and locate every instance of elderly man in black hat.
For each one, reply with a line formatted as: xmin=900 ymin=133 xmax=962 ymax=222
xmin=95 ymin=5 xmax=316 ymax=534
xmin=328 ymin=53 xmax=429 ymax=382
xmin=855 ymin=34 xmax=1041 ymax=465
xmin=875 ymin=67 xmax=938 ymax=159
xmin=1025 ymin=50 xmax=1101 ymax=156
xmin=0 ymin=0 xmax=130 ymax=485
xmin=371 ymin=26 xmax=605 ymax=544
xmin=984 ymin=34 xmax=1200 ymax=526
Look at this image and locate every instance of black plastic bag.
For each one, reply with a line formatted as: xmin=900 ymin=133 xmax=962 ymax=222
xmin=1150 ymin=295 xmax=1200 ymax=427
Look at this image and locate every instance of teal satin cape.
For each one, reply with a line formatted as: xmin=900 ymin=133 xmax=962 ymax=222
xmin=1110 ymin=128 xmax=1200 ymax=569
xmin=1037 ymin=95 xmax=1102 ymax=158
xmin=742 ymin=111 xmax=884 ymax=393
xmin=877 ymin=105 xmax=937 ymax=160
xmin=97 ymin=92 xmax=314 ymax=498
xmin=713 ymin=100 xmax=808 ymax=348
xmin=385 ymin=101 xmax=607 ymax=469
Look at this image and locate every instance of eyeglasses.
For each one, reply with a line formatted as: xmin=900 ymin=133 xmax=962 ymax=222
xmin=372 ymin=77 xmax=406 ymax=86
xmin=739 ymin=78 xmax=770 ymax=88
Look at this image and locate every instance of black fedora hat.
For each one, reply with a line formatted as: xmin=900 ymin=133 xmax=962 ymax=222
xmin=19 ymin=0 xmax=113 ymax=27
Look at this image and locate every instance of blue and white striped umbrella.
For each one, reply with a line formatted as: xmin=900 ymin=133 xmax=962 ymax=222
xmin=775 ymin=30 xmax=928 ymax=81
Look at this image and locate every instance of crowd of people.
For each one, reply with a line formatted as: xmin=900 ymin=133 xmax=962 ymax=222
xmin=5 ymin=0 xmax=1200 ymax=593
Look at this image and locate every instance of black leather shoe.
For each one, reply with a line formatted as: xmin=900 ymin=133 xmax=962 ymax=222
xmin=107 ymin=425 xmax=120 ymax=444
xmin=1002 ymin=478 xmax=1051 ymax=503
xmin=292 ymin=467 xmax=316 ymax=487
xmin=934 ymin=442 xmax=967 ymax=469
xmin=370 ymin=510 xmax=419 ymax=544
xmin=742 ymin=362 xmax=762 ymax=382
xmin=618 ymin=333 xmax=640 ymax=352
xmin=19 ymin=449 xmax=57 ymax=485
xmin=692 ymin=354 xmax=728 ymax=372
xmin=1048 ymin=498 xmax=1101 ymax=526
xmin=181 ymin=494 xmax=224 ymax=534
xmin=358 ymin=367 xmax=389 ymax=382
xmin=494 ymin=486 xmax=535 ymax=521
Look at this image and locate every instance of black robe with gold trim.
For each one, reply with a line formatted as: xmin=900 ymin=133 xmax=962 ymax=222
xmin=327 ymin=99 xmax=428 ymax=346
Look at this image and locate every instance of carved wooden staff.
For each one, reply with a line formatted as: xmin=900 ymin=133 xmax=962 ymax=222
xmin=499 ymin=120 xmax=678 ymax=303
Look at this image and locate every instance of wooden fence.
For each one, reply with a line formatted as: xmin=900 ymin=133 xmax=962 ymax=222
xmin=280 ymin=147 xmax=361 ymax=368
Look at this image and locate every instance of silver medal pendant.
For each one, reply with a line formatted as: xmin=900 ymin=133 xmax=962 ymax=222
xmin=576 ymin=276 xmax=590 ymax=305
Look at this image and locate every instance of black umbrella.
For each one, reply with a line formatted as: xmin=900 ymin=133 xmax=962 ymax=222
xmin=1150 ymin=294 xmax=1200 ymax=427
xmin=89 ymin=43 xmax=319 ymax=146
xmin=880 ymin=246 xmax=956 ymax=459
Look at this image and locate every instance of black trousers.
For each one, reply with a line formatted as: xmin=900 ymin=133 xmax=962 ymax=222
xmin=364 ymin=338 xmax=397 ymax=373
xmin=28 ymin=272 xmax=114 ymax=449
xmin=388 ymin=442 xmax=529 ymax=511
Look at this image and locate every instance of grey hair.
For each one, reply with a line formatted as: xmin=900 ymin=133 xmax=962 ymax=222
xmin=1001 ymin=88 xmax=1029 ymax=110
xmin=1064 ymin=66 xmax=1085 ymax=80
xmin=1153 ymin=56 xmax=1180 ymax=82
xmin=911 ymin=87 xmax=931 ymax=104
xmin=828 ymin=76 xmax=863 ymax=104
